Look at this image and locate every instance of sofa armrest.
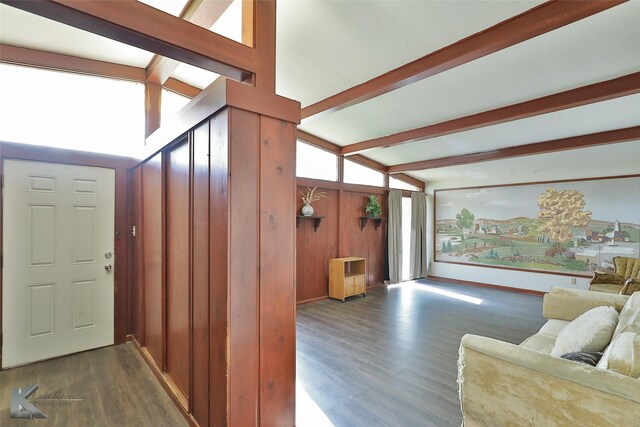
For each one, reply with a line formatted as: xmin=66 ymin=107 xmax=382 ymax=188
xmin=620 ymin=279 xmax=640 ymax=296
xmin=458 ymin=335 xmax=640 ymax=427
xmin=542 ymin=287 xmax=628 ymax=321
xmin=590 ymin=271 xmax=625 ymax=286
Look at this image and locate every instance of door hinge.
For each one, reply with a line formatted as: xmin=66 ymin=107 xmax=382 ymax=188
xmin=1 ymin=252 xmax=3 ymax=269
xmin=131 ymin=225 xmax=136 ymax=237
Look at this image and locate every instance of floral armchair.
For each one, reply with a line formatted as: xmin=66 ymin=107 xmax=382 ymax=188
xmin=589 ymin=256 xmax=640 ymax=295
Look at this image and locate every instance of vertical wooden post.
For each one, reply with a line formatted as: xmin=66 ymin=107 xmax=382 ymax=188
xmin=258 ymin=114 xmax=296 ymax=425
xmin=207 ymin=81 xmax=299 ymax=426
xmin=245 ymin=0 xmax=276 ymax=92
xmin=145 ymin=81 xmax=162 ymax=138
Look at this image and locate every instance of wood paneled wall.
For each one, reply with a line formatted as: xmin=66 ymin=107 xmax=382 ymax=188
xmin=165 ymin=141 xmax=191 ymax=402
xmin=141 ymin=153 xmax=165 ymax=368
xmin=296 ymin=184 xmax=387 ymax=303
xmin=296 ymin=188 xmax=339 ymax=303
xmin=129 ymin=79 xmax=300 ymax=427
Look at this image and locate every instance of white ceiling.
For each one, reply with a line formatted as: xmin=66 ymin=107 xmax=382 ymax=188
xmin=365 ymin=93 xmax=640 ymax=166
xmin=277 ymin=0 xmax=640 ymax=187
xmin=1 ymin=1 xmax=639 ymax=187
xmin=297 ymin=1 xmax=640 ymax=145
xmin=419 ymin=140 xmax=640 ymax=190
xmin=276 ymin=0 xmax=542 ymax=106
xmin=0 ymin=4 xmax=155 ymax=67
xmin=137 ymin=0 xmax=189 ymax=17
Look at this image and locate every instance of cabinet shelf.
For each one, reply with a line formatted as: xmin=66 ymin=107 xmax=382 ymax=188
xmin=359 ymin=216 xmax=385 ymax=231
xmin=329 ymin=257 xmax=367 ymax=302
xmin=296 ymin=215 xmax=325 ymax=231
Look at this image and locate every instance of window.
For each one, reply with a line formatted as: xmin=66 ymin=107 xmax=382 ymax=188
xmin=0 ymin=64 xmax=145 ymax=157
xmin=343 ymin=159 xmax=384 ymax=187
xmin=389 ymin=176 xmax=421 ymax=192
xmin=161 ymin=89 xmax=191 ymax=124
xmin=296 ymin=140 xmax=338 ymax=181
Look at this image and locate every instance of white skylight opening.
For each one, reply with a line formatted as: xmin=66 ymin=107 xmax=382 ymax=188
xmin=390 ymin=175 xmax=421 ymax=191
xmin=161 ymin=88 xmax=191 ymax=124
xmin=296 ymin=140 xmax=338 ymax=182
xmin=343 ymin=158 xmax=384 ymax=187
xmin=0 ymin=64 xmax=145 ymax=157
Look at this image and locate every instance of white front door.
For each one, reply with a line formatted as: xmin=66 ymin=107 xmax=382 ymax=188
xmin=2 ymin=160 xmax=115 ymax=368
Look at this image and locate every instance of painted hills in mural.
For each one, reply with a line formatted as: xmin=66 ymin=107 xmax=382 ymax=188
xmin=435 ymin=178 xmax=640 ymax=275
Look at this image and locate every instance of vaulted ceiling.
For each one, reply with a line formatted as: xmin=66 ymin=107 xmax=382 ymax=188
xmin=1 ymin=0 xmax=639 ymax=187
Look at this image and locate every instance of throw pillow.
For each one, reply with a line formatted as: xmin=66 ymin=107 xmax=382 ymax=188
xmin=596 ymin=343 xmax=613 ymax=369
xmin=551 ymin=306 xmax=619 ymax=357
xmin=603 ymin=332 xmax=640 ymax=377
xmin=614 ymin=307 xmax=640 ymax=337
xmin=561 ymin=351 xmax=603 ymax=366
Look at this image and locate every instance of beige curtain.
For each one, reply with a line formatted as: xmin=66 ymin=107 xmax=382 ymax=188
xmin=410 ymin=191 xmax=427 ymax=279
xmin=388 ymin=189 xmax=403 ymax=284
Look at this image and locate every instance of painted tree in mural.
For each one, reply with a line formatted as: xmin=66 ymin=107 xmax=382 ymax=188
xmin=456 ymin=208 xmax=475 ymax=239
xmin=537 ymin=188 xmax=591 ymax=251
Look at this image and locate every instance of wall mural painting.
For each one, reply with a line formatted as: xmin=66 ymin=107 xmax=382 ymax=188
xmin=434 ymin=176 xmax=640 ymax=276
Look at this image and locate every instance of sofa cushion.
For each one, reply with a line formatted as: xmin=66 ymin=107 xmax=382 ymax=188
xmin=613 ymin=292 xmax=640 ymax=337
xmin=520 ymin=334 xmax=556 ymax=354
xmin=539 ymin=319 xmax=571 ymax=337
xmin=520 ymin=319 xmax=570 ymax=354
xmin=542 ymin=287 xmax=628 ymax=321
xmin=551 ymin=306 xmax=619 ymax=357
xmin=599 ymin=332 xmax=640 ymax=377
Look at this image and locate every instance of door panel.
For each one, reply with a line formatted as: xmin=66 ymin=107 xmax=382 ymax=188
xmin=166 ymin=141 xmax=191 ymax=401
xmin=72 ymin=279 xmax=96 ymax=329
xmin=28 ymin=283 xmax=54 ymax=337
xmin=345 ymin=277 xmax=355 ymax=296
xmin=3 ymin=160 xmax=115 ymax=368
xmin=73 ymin=206 xmax=96 ymax=263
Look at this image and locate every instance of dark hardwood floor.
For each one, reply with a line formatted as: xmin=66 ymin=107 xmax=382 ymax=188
xmin=296 ymin=279 xmax=546 ymax=427
xmin=0 ymin=342 xmax=188 ymax=427
xmin=1 ymin=279 xmax=545 ymax=427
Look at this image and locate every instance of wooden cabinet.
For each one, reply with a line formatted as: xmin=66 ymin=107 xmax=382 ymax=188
xmin=329 ymin=257 xmax=367 ymax=302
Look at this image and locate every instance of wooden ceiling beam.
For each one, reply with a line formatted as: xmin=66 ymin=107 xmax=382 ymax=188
xmin=145 ymin=81 xmax=162 ymax=137
xmin=0 ymin=43 xmax=203 ymax=98
xmin=296 ymin=130 xmax=341 ymax=154
xmin=347 ymin=155 xmax=388 ymax=173
xmin=388 ymin=126 xmax=640 ymax=173
xmin=164 ymin=77 xmax=202 ymax=98
xmin=301 ymin=0 xmax=626 ymax=120
xmin=2 ymin=0 xmax=255 ymax=80
xmin=145 ymin=0 xmax=234 ymax=85
xmin=252 ymin=0 xmax=276 ymax=92
xmin=391 ymin=173 xmax=425 ymax=190
xmin=343 ymin=71 xmax=640 ymax=155
xmin=0 ymin=43 xmax=145 ymax=81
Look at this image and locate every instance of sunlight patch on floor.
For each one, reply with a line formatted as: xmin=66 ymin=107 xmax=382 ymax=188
xmin=296 ymin=382 xmax=335 ymax=427
xmin=389 ymin=281 xmax=483 ymax=305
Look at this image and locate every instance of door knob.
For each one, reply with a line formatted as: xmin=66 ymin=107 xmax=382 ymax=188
xmin=105 ymin=264 xmax=112 ymax=272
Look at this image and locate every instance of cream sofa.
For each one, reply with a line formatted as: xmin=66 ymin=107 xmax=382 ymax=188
xmin=458 ymin=287 xmax=640 ymax=426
